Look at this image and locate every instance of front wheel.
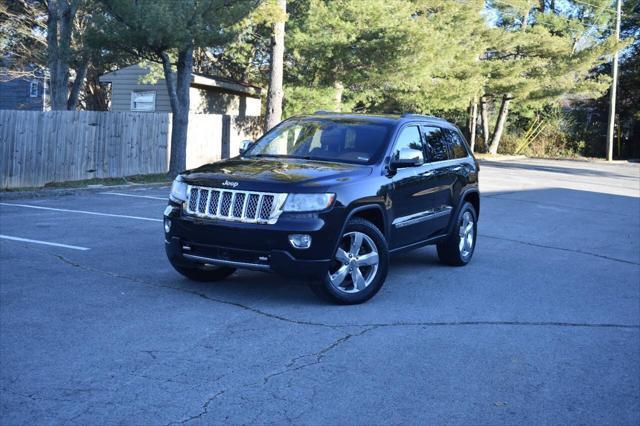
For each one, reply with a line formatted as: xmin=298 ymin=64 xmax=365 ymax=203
xmin=309 ymin=218 xmax=389 ymax=304
xmin=436 ymin=202 xmax=478 ymax=266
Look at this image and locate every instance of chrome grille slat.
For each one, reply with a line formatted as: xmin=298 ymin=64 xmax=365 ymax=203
xmin=220 ymin=191 xmax=232 ymax=216
xmin=208 ymin=190 xmax=220 ymax=215
xmin=188 ymin=188 xmax=198 ymax=212
xmin=246 ymin=194 xmax=259 ymax=219
xmin=185 ymin=185 xmax=287 ymax=225
xmin=233 ymin=193 xmax=246 ymax=218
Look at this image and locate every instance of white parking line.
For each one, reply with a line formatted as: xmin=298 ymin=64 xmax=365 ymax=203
xmin=101 ymin=192 xmax=167 ymax=200
xmin=0 ymin=202 xmax=162 ymax=222
xmin=0 ymin=235 xmax=90 ymax=251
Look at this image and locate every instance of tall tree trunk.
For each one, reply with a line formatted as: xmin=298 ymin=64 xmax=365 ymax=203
xmin=469 ymin=98 xmax=478 ymax=153
xmin=264 ymin=0 xmax=286 ymax=132
xmin=522 ymin=7 xmax=530 ymax=30
xmin=488 ymin=95 xmax=512 ymax=155
xmin=67 ymin=60 xmax=88 ymax=110
xmin=334 ymin=81 xmax=344 ymax=112
xmin=47 ymin=0 xmax=78 ymax=110
xmin=161 ymin=45 xmax=194 ymax=176
xmin=480 ymin=96 xmax=490 ymax=149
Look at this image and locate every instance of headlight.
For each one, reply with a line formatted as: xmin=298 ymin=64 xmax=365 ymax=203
xmin=169 ymin=175 xmax=188 ymax=203
xmin=283 ymin=193 xmax=335 ymax=212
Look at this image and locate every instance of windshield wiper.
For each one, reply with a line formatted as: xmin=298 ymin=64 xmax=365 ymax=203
xmin=286 ymin=155 xmax=312 ymax=160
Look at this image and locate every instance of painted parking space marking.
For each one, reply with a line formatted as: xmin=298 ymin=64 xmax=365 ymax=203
xmin=0 ymin=202 xmax=162 ymax=222
xmin=0 ymin=234 xmax=90 ymax=251
xmin=101 ymin=192 xmax=167 ymax=200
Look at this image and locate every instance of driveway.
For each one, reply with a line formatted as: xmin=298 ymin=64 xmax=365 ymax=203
xmin=1 ymin=158 xmax=639 ymax=425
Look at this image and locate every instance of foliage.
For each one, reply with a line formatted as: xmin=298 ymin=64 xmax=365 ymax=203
xmin=0 ymin=0 xmax=47 ymax=75
xmin=6 ymin=0 xmax=633 ymax=157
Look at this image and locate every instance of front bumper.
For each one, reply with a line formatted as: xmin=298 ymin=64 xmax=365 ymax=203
xmin=164 ymin=204 xmax=343 ymax=280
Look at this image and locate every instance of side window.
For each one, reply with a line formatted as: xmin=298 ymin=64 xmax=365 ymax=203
xmin=130 ymin=91 xmax=156 ymax=112
xmin=29 ymin=81 xmax=39 ymax=98
xmin=422 ymin=126 xmax=449 ymax=162
xmin=446 ymin=129 xmax=469 ymax=159
xmin=392 ymin=126 xmax=424 ymax=161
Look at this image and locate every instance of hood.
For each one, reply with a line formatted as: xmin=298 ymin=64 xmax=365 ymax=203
xmin=182 ymin=157 xmax=373 ymax=191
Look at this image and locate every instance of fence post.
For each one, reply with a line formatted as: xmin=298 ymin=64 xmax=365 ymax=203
xmin=222 ymin=115 xmax=231 ymax=159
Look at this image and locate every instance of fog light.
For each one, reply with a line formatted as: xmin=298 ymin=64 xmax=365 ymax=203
xmin=289 ymin=234 xmax=312 ymax=249
xmin=164 ymin=218 xmax=171 ymax=233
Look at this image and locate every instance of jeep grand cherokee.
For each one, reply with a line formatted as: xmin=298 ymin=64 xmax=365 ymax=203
xmin=164 ymin=112 xmax=479 ymax=304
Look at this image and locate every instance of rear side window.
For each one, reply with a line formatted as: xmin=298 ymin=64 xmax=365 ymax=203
xmin=421 ymin=126 xmax=449 ymax=162
xmin=446 ymin=129 xmax=469 ymax=159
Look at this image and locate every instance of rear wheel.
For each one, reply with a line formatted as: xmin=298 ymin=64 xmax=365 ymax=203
xmin=309 ymin=218 xmax=389 ymax=304
xmin=436 ymin=202 xmax=477 ymax=266
xmin=171 ymin=263 xmax=236 ymax=282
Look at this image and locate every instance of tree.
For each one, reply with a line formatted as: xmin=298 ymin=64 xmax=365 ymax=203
xmin=285 ymin=0 xmax=490 ymax=121
xmin=483 ymin=0 xmax=618 ymax=154
xmin=0 ymin=0 xmax=47 ymax=78
xmin=286 ymin=0 xmax=421 ymax=114
xmin=46 ymin=0 xmax=83 ymax=110
xmin=95 ymin=0 xmax=258 ymax=175
xmin=264 ymin=0 xmax=287 ymax=131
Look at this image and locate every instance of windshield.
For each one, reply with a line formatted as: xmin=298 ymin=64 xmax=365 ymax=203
xmin=245 ymin=118 xmax=390 ymax=164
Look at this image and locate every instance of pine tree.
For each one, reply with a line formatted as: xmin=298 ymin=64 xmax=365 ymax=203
xmin=483 ymin=0 xmax=618 ymax=154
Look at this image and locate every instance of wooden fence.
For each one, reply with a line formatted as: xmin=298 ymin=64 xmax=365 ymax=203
xmin=0 ymin=110 xmax=261 ymax=189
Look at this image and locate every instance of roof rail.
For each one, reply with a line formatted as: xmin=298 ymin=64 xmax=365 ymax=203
xmin=314 ymin=110 xmax=338 ymax=115
xmin=401 ymin=113 xmax=444 ymax=120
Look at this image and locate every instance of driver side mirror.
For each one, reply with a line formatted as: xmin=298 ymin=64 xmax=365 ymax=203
xmin=390 ymin=147 xmax=424 ymax=170
xmin=239 ymin=139 xmax=253 ymax=155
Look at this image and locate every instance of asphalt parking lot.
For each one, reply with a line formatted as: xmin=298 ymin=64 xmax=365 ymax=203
xmin=1 ymin=158 xmax=639 ymax=425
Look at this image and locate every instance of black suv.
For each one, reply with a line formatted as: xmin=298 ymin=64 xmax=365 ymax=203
xmin=164 ymin=113 xmax=479 ymax=304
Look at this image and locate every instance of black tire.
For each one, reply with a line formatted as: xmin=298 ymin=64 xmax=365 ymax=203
xmin=309 ymin=218 xmax=389 ymax=305
xmin=437 ymin=202 xmax=478 ymax=266
xmin=171 ymin=262 xmax=236 ymax=282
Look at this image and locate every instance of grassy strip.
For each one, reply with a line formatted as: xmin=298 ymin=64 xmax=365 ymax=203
xmin=3 ymin=173 xmax=171 ymax=192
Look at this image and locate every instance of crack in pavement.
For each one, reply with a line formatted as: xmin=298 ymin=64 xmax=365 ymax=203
xmin=261 ymin=327 xmax=376 ymax=385
xmin=165 ymin=390 xmax=225 ymax=426
xmin=480 ymin=234 xmax=640 ymax=266
xmin=48 ymin=251 xmax=640 ymax=330
xmin=169 ymin=328 xmax=375 ymax=425
xmin=13 ymin=248 xmax=640 ymax=425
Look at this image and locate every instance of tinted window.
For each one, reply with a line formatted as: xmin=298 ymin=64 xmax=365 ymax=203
xmin=422 ymin=126 xmax=449 ymax=162
xmin=392 ymin=126 xmax=423 ymax=161
xmin=246 ymin=119 xmax=390 ymax=164
xmin=446 ymin=129 xmax=468 ymax=159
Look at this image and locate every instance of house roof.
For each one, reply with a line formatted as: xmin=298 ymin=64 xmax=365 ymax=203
xmin=99 ymin=64 xmax=262 ymax=97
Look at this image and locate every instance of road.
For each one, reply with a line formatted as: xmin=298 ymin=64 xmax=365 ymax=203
xmin=1 ymin=158 xmax=639 ymax=425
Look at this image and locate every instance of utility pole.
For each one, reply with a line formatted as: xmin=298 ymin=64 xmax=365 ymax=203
xmin=606 ymin=0 xmax=622 ymax=162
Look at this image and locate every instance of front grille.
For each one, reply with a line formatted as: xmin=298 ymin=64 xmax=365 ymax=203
xmin=184 ymin=185 xmax=287 ymax=224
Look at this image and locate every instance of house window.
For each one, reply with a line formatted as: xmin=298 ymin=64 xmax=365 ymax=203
xmin=130 ymin=91 xmax=156 ymax=112
xmin=29 ymin=81 xmax=39 ymax=98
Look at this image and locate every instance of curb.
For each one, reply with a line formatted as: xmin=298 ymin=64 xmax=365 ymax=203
xmin=476 ymin=155 xmax=528 ymax=162
xmin=0 ymin=182 xmax=170 ymax=201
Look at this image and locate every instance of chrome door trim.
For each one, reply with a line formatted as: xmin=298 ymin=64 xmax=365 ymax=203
xmin=392 ymin=205 xmax=452 ymax=229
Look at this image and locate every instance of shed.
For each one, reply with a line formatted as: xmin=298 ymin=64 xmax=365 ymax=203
xmin=99 ymin=64 xmax=262 ymax=116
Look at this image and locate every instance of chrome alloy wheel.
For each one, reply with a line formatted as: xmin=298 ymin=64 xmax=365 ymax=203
xmin=328 ymin=231 xmax=379 ymax=294
xmin=458 ymin=211 xmax=475 ymax=258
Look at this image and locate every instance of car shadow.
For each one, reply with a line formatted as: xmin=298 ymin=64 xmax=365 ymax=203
xmin=480 ymin=159 xmax=638 ymax=180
